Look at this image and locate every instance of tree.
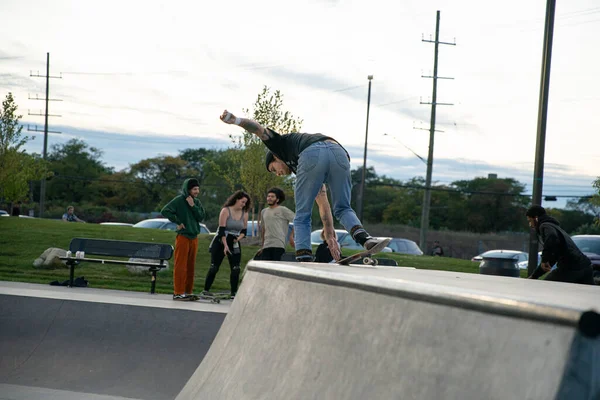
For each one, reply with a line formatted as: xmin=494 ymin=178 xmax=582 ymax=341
xmin=0 ymin=151 xmax=47 ymax=205
xmin=592 ymin=177 xmax=600 ymax=225
xmin=44 ymin=139 xmax=113 ymax=204
xmin=216 ymin=86 xmax=302 ymax=220
xmin=127 ymin=155 xmax=194 ymax=211
xmin=451 ymin=176 xmax=530 ymax=233
xmin=0 ymin=92 xmax=30 ymax=155
xmin=546 ymin=208 xmax=595 ymax=234
xmin=0 ymin=92 xmax=48 ymax=206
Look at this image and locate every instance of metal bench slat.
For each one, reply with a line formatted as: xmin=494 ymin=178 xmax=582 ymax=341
xmin=69 ymin=238 xmax=173 ymax=260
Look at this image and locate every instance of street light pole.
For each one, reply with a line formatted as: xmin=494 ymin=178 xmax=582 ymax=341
xmin=358 ymin=75 xmax=373 ymax=221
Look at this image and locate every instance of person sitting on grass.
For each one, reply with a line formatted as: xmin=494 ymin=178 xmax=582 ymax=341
xmin=62 ymin=206 xmax=85 ymax=223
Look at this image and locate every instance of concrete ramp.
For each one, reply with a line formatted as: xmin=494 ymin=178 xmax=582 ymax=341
xmin=177 ymin=262 xmax=600 ymax=400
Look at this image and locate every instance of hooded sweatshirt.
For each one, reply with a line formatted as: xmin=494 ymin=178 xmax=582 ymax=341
xmin=160 ymin=178 xmax=206 ymax=239
xmin=530 ymin=214 xmax=591 ymax=278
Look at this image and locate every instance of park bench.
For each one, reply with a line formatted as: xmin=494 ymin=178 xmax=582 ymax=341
xmin=60 ymin=238 xmax=174 ymax=294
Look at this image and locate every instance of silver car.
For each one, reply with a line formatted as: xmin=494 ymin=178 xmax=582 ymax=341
xmin=133 ymin=218 xmax=212 ymax=234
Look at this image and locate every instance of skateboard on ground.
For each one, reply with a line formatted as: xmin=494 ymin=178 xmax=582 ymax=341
xmin=337 ymin=238 xmax=392 ymax=266
xmin=190 ymin=292 xmax=230 ymax=304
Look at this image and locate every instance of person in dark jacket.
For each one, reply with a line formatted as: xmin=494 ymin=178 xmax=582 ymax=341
xmin=526 ymin=205 xmax=595 ymax=285
xmin=314 ymin=230 xmax=334 ymax=263
xmin=161 ymin=178 xmax=206 ymax=300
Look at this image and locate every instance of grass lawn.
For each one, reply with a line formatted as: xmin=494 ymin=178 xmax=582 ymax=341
xmin=0 ymin=218 xmax=521 ymax=294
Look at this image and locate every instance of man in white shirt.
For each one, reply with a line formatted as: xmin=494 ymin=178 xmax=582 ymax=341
xmin=257 ymin=188 xmax=295 ymax=261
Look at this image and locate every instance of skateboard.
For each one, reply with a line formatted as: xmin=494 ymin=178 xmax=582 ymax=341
xmin=337 ymin=238 xmax=392 ymax=266
xmin=189 ymin=293 xmax=230 ymax=304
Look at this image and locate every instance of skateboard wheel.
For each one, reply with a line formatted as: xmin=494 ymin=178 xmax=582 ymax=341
xmin=372 ymin=259 xmax=378 ymax=266
xmin=363 ymin=257 xmax=372 ymax=265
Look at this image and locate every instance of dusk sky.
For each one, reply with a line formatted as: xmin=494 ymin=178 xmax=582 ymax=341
xmin=2 ymin=0 xmax=599 ymax=208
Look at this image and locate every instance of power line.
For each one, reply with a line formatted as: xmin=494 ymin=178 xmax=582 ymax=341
xmin=369 ymin=182 xmax=595 ymax=199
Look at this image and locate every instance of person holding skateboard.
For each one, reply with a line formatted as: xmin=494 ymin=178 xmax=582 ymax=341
xmin=256 ymin=187 xmax=295 ymax=261
xmin=203 ymin=190 xmax=250 ymax=299
xmin=219 ymin=110 xmax=388 ymax=262
xmin=161 ymin=178 xmax=206 ymax=301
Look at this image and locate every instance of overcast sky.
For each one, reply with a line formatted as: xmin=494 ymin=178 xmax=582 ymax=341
xmin=2 ymin=0 xmax=599 ymax=208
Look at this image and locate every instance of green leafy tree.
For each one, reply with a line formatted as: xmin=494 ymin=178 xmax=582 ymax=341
xmin=592 ymin=178 xmax=600 ymax=225
xmin=128 ymin=155 xmax=195 ymax=211
xmin=0 ymin=92 xmax=48 ymax=206
xmin=546 ymin=208 xmax=595 ymax=234
xmin=44 ymin=139 xmax=113 ymax=204
xmin=0 ymin=92 xmax=30 ymax=154
xmin=451 ymin=176 xmax=529 ymax=233
xmin=216 ymin=86 xmax=302 ymax=220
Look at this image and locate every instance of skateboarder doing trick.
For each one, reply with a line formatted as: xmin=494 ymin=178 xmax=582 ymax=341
xmin=220 ymin=110 xmax=388 ymax=262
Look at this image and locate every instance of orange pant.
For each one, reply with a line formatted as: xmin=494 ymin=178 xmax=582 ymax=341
xmin=173 ymin=235 xmax=199 ymax=295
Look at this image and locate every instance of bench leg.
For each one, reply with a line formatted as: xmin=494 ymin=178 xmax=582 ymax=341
xmin=150 ymin=270 xmax=157 ymax=294
xmin=69 ymin=262 xmax=75 ymax=287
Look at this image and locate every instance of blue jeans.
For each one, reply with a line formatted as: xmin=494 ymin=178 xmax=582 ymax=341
xmin=293 ymin=141 xmax=362 ymax=254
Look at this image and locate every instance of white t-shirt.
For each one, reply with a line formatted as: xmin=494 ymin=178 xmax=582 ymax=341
xmin=261 ymin=206 xmax=295 ymax=249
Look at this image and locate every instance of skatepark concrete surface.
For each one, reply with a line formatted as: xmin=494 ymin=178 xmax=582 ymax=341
xmin=0 ymin=281 xmax=229 ymax=400
xmin=177 ymin=261 xmax=600 ymax=400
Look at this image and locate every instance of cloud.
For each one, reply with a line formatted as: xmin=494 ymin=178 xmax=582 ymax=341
xmin=0 ymin=73 xmax=38 ymax=93
xmin=344 ymin=145 xmax=597 ymax=195
xmin=21 ymin=124 xmax=234 ymax=171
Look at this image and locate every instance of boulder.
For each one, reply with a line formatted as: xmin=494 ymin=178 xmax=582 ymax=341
xmin=126 ymin=258 xmax=169 ymax=275
xmin=33 ymin=248 xmax=68 ymax=269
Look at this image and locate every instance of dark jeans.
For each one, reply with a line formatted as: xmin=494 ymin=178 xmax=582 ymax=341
xmin=545 ymin=266 xmax=595 ymax=285
xmin=205 ymin=235 xmax=242 ymax=294
xmin=258 ymin=247 xmax=285 ymax=261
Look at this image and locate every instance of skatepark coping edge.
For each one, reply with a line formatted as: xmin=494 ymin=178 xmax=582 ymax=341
xmin=247 ymin=261 xmax=597 ymax=329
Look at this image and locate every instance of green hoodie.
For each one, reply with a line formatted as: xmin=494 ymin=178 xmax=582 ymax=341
xmin=160 ymin=178 xmax=206 ymax=239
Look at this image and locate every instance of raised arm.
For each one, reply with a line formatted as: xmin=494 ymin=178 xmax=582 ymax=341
xmin=314 ymin=184 xmax=341 ymax=260
xmin=220 ymin=110 xmax=273 ymax=141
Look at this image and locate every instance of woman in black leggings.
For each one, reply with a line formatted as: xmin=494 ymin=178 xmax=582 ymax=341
xmin=203 ymin=191 xmax=250 ymax=298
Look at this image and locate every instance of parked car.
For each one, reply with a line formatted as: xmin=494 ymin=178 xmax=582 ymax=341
xmin=387 ymin=238 xmax=423 ymax=255
xmin=571 ymin=235 xmax=600 ymax=283
xmin=310 ymin=229 xmax=392 ymax=253
xmin=472 ymin=250 xmax=532 ymax=270
xmin=245 ymin=220 xmax=294 ymax=244
xmin=0 ymin=210 xmax=9 ymax=217
xmin=133 ymin=218 xmax=212 ymax=234
xmin=246 ymin=220 xmax=261 ymax=237
xmin=99 ymin=222 xmax=134 ymax=227
xmin=477 ymin=250 xmax=526 ymax=277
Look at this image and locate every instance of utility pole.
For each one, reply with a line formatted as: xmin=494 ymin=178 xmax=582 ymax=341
xmin=527 ymin=0 xmax=556 ymax=275
xmin=29 ymin=52 xmax=62 ymax=218
xmin=357 ymin=75 xmax=373 ymax=221
xmin=419 ymin=10 xmax=455 ymax=253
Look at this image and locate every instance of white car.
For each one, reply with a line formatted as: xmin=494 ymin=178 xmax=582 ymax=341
xmin=99 ymin=222 xmax=134 ymax=227
xmin=133 ymin=218 xmax=212 ymax=234
xmin=471 ymin=250 xmax=532 ymax=270
xmin=0 ymin=210 xmax=9 ymax=217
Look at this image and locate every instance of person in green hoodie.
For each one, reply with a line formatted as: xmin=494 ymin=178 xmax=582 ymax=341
xmin=161 ymin=178 xmax=206 ymax=301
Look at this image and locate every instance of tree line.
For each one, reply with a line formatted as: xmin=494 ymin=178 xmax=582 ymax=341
xmin=1 ymin=88 xmax=600 ymax=235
